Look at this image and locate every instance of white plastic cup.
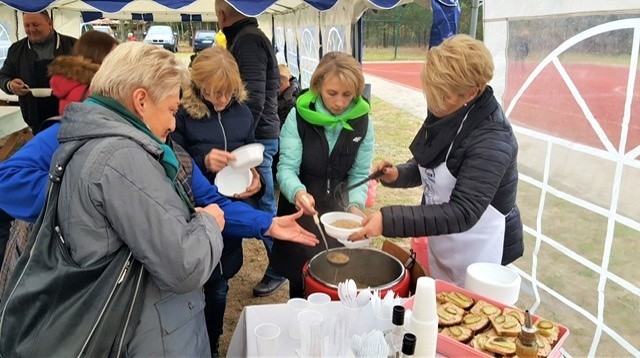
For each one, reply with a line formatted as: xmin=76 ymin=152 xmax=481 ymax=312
xmin=411 ymin=276 xmax=437 ymax=322
xmin=307 ymin=292 xmax=331 ymax=320
xmin=254 ymin=323 xmax=280 ymax=357
xmin=464 ymin=262 xmax=521 ymax=305
xmin=298 ymin=309 xmax=324 ymax=356
xmin=287 ymin=298 xmax=310 ymax=340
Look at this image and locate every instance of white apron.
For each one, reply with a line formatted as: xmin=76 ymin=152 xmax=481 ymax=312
xmin=420 ymin=110 xmax=505 ymax=286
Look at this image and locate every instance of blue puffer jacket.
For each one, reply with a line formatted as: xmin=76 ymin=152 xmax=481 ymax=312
xmin=0 ymin=122 xmax=272 ymax=240
xmin=171 ymin=98 xmax=255 ymax=185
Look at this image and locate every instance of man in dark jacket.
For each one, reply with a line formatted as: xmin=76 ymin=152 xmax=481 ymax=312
xmin=215 ymin=0 xmax=287 ymax=299
xmin=0 ymin=10 xmax=76 ymax=133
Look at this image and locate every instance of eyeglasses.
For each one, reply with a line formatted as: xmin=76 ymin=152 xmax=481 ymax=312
xmin=201 ymin=89 xmax=233 ymax=100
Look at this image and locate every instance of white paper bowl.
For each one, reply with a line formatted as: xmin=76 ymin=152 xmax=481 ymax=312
xmin=320 ymin=211 xmax=371 ymax=248
xmin=214 ymin=166 xmax=251 ymax=197
xmin=464 ymin=262 xmax=521 ymax=306
xmin=29 ymin=88 xmax=52 ymax=97
xmin=229 ymin=143 xmax=264 ymax=171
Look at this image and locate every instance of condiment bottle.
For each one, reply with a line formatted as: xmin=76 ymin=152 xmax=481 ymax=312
xmin=399 ymin=333 xmax=417 ymax=358
xmin=515 ymin=310 xmax=539 ymax=358
xmin=384 ymin=305 xmax=407 ymax=357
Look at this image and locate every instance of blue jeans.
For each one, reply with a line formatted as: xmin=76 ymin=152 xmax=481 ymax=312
xmin=247 ymin=138 xmax=282 ymax=280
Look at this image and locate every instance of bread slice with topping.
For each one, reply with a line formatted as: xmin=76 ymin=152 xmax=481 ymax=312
xmin=484 ymin=336 xmax=517 ymax=356
xmin=440 ymin=325 xmax=474 ymax=343
xmin=470 ymin=300 xmax=501 ymax=319
xmin=490 ymin=314 xmax=522 ymax=337
xmin=469 ymin=331 xmax=493 ymax=356
xmin=437 ymin=302 xmax=465 ymax=326
xmin=461 ymin=312 xmax=490 ymax=333
xmin=535 ymin=333 xmax=553 ymax=357
xmin=438 ymin=291 xmax=475 ymax=309
xmin=502 ymin=307 xmax=526 ymax=325
xmin=535 ymin=319 xmax=560 ymax=345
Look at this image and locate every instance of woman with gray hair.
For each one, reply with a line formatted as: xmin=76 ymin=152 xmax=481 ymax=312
xmin=0 ymin=42 xmax=315 ymax=356
xmin=53 ymin=41 xmax=221 ymax=356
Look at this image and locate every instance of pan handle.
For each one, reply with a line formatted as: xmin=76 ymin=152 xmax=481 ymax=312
xmin=403 ymin=249 xmax=417 ymax=270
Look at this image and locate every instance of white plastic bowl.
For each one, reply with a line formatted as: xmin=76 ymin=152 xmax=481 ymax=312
xmin=320 ymin=211 xmax=371 ymax=248
xmin=464 ymin=262 xmax=521 ymax=306
xmin=29 ymin=88 xmax=52 ymax=97
xmin=214 ymin=166 xmax=252 ymax=197
xmin=229 ymin=143 xmax=264 ymax=171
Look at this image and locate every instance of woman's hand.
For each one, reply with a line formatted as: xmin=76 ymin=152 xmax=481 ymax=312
xmin=196 ymin=203 xmax=225 ymax=231
xmin=295 ymin=191 xmax=316 ymax=216
xmin=348 ymin=211 xmax=383 ymax=241
xmin=265 ymin=209 xmax=319 ymax=247
xmin=204 ymin=149 xmax=235 ymax=173
xmin=374 ymin=160 xmax=398 ymax=184
xmin=234 ymin=168 xmax=261 ymax=199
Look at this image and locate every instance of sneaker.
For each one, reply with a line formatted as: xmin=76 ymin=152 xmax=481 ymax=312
xmin=252 ymin=275 xmax=288 ymax=297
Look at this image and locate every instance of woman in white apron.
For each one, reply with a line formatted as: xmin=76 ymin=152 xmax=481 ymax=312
xmin=350 ymin=34 xmax=523 ymax=286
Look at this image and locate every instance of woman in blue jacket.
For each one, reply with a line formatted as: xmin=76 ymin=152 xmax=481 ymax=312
xmin=169 ymin=46 xmax=263 ymax=356
xmin=273 ymin=52 xmax=375 ymax=298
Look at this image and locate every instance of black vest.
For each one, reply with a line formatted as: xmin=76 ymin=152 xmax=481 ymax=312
xmin=277 ymin=104 xmax=369 ymax=216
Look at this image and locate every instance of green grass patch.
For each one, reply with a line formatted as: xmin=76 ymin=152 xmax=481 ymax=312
xmin=363 ymin=46 xmax=427 ymax=62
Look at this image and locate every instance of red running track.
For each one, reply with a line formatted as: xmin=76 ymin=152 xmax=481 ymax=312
xmin=363 ymin=61 xmax=640 ymax=152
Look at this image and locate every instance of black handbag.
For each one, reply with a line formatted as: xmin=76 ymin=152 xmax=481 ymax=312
xmin=0 ymin=139 xmax=147 ymax=357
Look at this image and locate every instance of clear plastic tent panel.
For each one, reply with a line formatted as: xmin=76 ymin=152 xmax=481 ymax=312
xmin=502 ymin=12 xmax=640 ymax=357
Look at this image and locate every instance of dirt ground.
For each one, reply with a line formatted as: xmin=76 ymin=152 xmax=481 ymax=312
xmin=219 ymin=239 xmax=289 ymax=357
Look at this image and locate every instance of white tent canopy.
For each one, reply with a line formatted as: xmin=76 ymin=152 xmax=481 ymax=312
xmin=485 ymin=1 xmax=640 ymax=356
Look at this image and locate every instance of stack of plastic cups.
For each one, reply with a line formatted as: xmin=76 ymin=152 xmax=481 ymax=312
xmin=408 ymin=276 xmax=438 ymax=357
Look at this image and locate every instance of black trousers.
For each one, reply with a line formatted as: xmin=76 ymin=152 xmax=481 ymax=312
xmin=0 ymin=209 xmax=13 ymax=268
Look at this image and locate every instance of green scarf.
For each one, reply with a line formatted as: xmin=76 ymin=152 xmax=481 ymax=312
xmin=295 ymin=91 xmax=370 ymax=131
xmin=86 ymin=94 xmax=194 ymax=212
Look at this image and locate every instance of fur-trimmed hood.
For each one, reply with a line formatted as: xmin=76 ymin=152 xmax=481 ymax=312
xmin=180 ymin=85 xmax=211 ymax=120
xmin=48 ymin=55 xmax=99 ymax=85
xmin=180 ymin=85 xmax=240 ymax=120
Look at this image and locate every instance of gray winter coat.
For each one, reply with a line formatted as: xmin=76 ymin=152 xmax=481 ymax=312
xmin=55 ymin=102 xmax=224 ymax=356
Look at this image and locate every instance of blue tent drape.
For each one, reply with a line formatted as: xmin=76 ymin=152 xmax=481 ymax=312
xmin=0 ymin=0 xmax=403 ymax=15
xmin=430 ymin=0 xmax=460 ymax=47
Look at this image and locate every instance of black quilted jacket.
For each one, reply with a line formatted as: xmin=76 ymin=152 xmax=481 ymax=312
xmin=381 ymin=89 xmax=523 ymax=265
xmin=223 ymin=18 xmax=280 ymax=140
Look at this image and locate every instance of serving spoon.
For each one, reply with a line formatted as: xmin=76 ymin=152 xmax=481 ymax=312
xmin=301 ymin=195 xmax=350 ymax=266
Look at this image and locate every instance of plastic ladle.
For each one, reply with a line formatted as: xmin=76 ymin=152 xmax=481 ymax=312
xmin=301 ymin=195 xmax=349 ymax=266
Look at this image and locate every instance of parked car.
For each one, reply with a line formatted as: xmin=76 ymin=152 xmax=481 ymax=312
xmin=193 ymin=30 xmax=216 ymax=52
xmin=80 ymin=22 xmax=94 ymax=35
xmin=92 ymin=25 xmax=117 ymax=39
xmin=143 ymin=25 xmax=178 ymax=53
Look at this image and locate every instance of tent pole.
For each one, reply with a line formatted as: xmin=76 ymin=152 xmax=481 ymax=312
xmin=469 ymin=0 xmax=480 ymax=38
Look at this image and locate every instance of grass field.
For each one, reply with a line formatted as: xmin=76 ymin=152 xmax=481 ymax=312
xmin=363 ymin=46 xmax=427 ymax=61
